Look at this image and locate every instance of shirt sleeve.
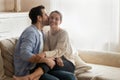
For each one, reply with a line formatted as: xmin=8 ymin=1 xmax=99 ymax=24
xmin=19 ymin=31 xmax=36 ymax=61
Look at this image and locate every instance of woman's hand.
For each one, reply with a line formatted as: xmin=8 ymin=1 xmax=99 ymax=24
xmin=41 ymin=57 xmax=56 ymax=69
xmin=56 ymin=57 xmax=64 ymax=67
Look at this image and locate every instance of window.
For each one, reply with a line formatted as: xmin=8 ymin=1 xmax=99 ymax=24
xmin=50 ymin=0 xmax=120 ymax=52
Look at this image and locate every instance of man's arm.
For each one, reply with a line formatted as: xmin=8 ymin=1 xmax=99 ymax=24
xmin=37 ymin=52 xmax=64 ymax=67
xmin=28 ymin=53 xmax=55 ymax=69
xmin=28 ymin=53 xmax=45 ymax=63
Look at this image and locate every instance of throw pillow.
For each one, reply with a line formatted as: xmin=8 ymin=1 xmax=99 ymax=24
xmin=0 ymin=38 xmax=17 ymax=77
xmin=74 ymin=51 xmax=92 ymax=76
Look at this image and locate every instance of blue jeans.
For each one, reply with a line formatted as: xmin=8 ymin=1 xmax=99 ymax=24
xmin=32 ymin=56 xmax=76 ymax=80
xmin=40 ymin=70 xmax=76 ymax=80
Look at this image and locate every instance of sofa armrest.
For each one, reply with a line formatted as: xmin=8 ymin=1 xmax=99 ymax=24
xmin=78 ymin=50 xmax=120 ymax=67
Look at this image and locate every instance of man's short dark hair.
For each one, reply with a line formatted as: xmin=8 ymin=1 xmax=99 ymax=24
xmin=29 ymin=5 xmax=45 ymax=24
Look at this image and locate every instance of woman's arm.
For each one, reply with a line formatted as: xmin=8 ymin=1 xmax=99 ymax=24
xmin=44 ymin=30 xmax=71 ymax=58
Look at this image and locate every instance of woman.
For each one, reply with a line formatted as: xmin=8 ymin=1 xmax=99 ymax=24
xmin=44 ymin=10 xmax=75 ymax=73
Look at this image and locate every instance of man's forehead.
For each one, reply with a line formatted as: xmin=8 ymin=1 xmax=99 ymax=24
xmin=44 ymin=9 xmax=47 ymax=13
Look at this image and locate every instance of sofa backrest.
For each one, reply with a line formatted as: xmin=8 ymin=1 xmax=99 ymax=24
xmin=0 ymin=49 xmax=5 ymax=79
xmin=78 ymin=50 xmax=120 ymax=67
xmin=0 ymin=38 xmax=18 ymax=77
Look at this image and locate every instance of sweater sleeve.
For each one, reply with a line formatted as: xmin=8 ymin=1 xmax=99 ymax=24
xmin=45 ymin=30 xmax=72 ymax=58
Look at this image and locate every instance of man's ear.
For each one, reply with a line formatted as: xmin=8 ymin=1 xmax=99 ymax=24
xmin=37 ymin=16 xmax=42 ymax=22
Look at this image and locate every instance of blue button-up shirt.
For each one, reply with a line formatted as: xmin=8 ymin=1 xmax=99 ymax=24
xmin=14 ymin=25 xmax=43 ymax=76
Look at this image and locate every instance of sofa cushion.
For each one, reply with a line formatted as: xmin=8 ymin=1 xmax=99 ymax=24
xmin=0 ymin=49 xmax=13 ymax=80
xmin=0 ymin=38 xmax=17 ymax=78
xmin=78 ymin=50 xmax=120 ymax=67
xmin=74 ymin=53 xmax=92 ymax=75
xmin=77 ymin=63 xmax=120 ymax=80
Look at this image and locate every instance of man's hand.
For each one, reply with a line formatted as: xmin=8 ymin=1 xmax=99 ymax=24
xmin=29 ymin=52 xmax=46 ymax=63
xmin=35 ymin=52 xmax=46 ymax=61
xmin=56 ymin=57 xmax=64 ymax=67
xmin=37 ymin=52 xmax=46 ymax=58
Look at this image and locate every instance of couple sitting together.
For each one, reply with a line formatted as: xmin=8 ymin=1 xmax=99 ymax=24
xmin=13 ymin=5 xmax=78 ymax=80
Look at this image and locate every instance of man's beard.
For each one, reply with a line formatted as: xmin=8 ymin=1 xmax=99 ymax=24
xmin=42 ymin=20 xmax=49 ymax=26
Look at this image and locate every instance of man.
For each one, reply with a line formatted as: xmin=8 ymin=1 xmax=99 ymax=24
xmin=13 ymin=5 xmax=55 ymax=80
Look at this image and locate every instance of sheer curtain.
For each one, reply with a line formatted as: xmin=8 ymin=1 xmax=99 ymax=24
xmin=50 ymin=0 xmax=120 ymax=52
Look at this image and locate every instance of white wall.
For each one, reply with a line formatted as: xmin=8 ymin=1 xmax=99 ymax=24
xmin=0 ymin=0 xmax=51 ymax=39
xmin=51 ymin=0 xmax=120 ymax=52
xmin=0 ymin=12 xmax=30 ymax=40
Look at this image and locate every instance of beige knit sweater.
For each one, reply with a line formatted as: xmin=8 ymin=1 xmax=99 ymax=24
xmin=44 ymin=28 xmax=75 ymax=65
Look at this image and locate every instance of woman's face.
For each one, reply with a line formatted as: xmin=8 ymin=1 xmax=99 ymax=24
xmin=49 ymin=12 xmax=61 ymax=29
